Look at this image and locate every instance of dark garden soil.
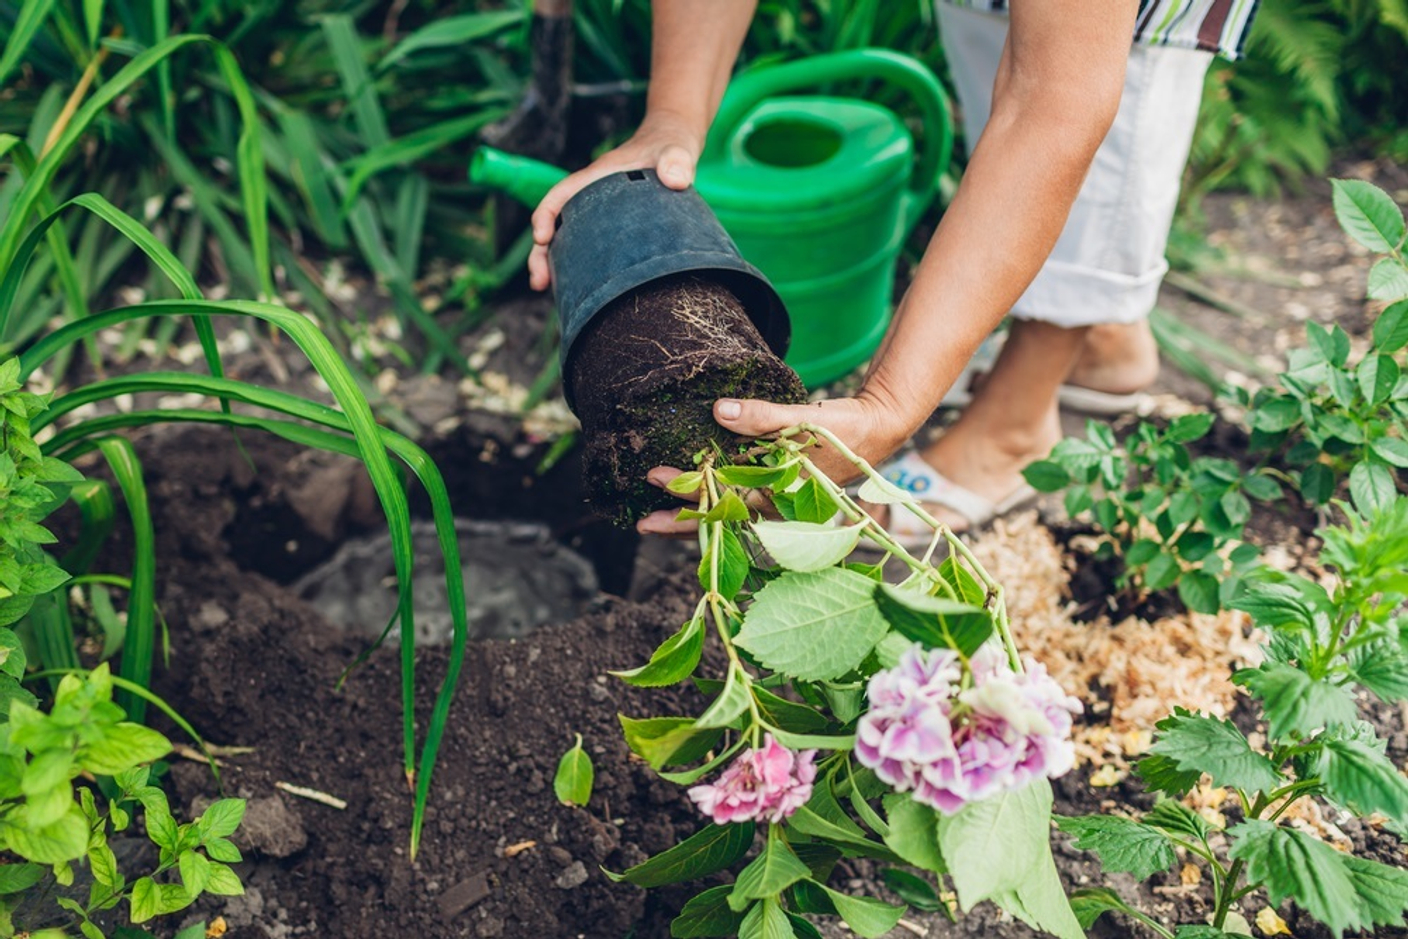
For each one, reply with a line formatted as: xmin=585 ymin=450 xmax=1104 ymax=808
xmin=569 ymin=274 xmax=806 ymax=525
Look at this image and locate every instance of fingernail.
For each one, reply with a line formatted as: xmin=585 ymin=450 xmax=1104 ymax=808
xmin=664 ymin=165 xmax=688 ymax=185
xmin=718 ymin=400 xmax=741 ymax=420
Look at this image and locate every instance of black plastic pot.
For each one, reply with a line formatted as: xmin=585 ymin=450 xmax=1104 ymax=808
xmin=550 ymin=169 xmax=791 ymax=406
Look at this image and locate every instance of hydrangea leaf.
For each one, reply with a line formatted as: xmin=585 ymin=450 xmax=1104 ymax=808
xmin=1146 ymin=709 xmax=1283 ymax=794
xmin=872 ymin=584 xmax=992 ymax=656
xmin=989 ymin=844 xmax=1085 ymax=939
xmin=752 ymin=520 xmax=861 ymax=573
xmin=1318 ymin=737 xmax=1408 ymax=825
xmin=791 ymin=477 xmax=839 ymax=524
xmin=695 ymin=667 xmax=752 ymax=730
xmin=817 ymin=884 xmax=906 ymax=939
xmin=698 ymin=527 xmax=750 ymax=601
xmin=728 ymin=833 xmax=811 ymax=911
xmin=1233 ymin=663 xmax=1358 ymax=741
xmin=938 ymin=779 xmax=1051 ymax=905
xmin=1069 ymin=887 xmax=1137 ymax=929
xmin=553 ymin=734 xmax=594 ymax=807
xmin=611 ymin=615 xmax=706 ymax=688
xmin=881 ymin=793 xmax=945 ymax=873
xmin=1227 ymin=820 xmax=1364 ymax=936
xmin=607 ymin=822 xmax=756 ymax=888
xmin=736 ymin=569 xmax=889 ymax=681
xmin=619 ymin=715 xmax=719 ymax=770
xmin=738 ymin=897 xmax=792 ymax=939
xmin=1055 ymin=814 xmax=1177 ymax=881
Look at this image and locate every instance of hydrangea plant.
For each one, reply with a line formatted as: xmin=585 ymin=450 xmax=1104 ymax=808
xmin=605 ymin=425 xmax=1085 ymax=939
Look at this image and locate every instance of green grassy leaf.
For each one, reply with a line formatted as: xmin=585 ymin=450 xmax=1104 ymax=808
xmin=736 ymin=569 xmax=888 ymax=681
xmin=0 ymin=0 xmax=58 ymax=87
xmin=607 ymin=822 xmax=756 ymax=888
xmin=1056 ymin=814 xmax=1176 ymax=880
xmin=728 ymin=831 xmax=810 ymax=910
xmin=554 ymin=734 xmax=594 ymax=807
xmin=92 ymin=437 xmax=155 ymax=722
xmin=1146 ymin=709 xmax=1283 ymax=794
xmin=872 ymin=583 xmax=992 ymax=656
xmin=379 ymin=10 xmax=524 ymax=69
xmin=1228 ymin=820 xmax=1364 ymax=936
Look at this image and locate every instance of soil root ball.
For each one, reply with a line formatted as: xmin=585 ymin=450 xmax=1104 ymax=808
xmin=567 ymin=275 xmax=807 ymax=525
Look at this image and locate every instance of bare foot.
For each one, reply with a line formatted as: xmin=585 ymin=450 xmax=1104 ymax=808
xmin=1066 ymin=320 xmax=1160 ymax=395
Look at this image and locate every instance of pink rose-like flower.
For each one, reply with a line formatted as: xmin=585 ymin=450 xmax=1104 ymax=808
xmin=855 ymin=644 xmax=1081 ymax=813
xmin=688 ymin=735 xmax=817 ymax=825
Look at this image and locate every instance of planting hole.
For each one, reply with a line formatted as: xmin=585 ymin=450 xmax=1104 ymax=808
xmin=294 ymin=519 xmax=599 ymax=645
xmin=744 ymin=117 xmax=843 ymax=167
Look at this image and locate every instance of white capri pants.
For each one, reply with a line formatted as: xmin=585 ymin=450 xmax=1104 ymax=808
xmin=938 ymin=3 xmax=1214 ymax=327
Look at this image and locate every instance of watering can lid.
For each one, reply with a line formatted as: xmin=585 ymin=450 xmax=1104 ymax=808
xmin=551 ymin=169 xmax=792 ymax=405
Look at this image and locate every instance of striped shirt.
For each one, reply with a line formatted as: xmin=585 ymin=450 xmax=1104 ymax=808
xmin=942 ymin=0 xmax=1260 ymax=59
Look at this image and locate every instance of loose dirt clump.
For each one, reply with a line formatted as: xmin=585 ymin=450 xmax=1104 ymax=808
xmin=568 ymin=275 xmax=807 ymax=525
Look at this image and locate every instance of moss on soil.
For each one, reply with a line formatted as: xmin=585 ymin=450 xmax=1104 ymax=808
xmin=567 ymin=275 xmax=806 ymax=525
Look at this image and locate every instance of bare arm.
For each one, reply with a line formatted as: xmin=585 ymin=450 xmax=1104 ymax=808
xmin=711 ymin=0 xmax=1141 ymax=478
xmin=527 ymin=1 xmax=756 ymax=289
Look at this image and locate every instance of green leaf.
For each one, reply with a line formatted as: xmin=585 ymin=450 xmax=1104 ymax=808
xmin=990 ymin=847 xmax=1086 ymax=939
xmin=196 ymin=800 xmax=244 ymax=841
xmin=1351 ymin=649 xmax=1408 ymax=702
xmin=1228 ymin=820 xmax=1364 ymax=936
xmin=1360 ymin=353 xmax=1402 ymax=405
xmin=738 ymin=897 xmax=792 ymax=939
xmin=619 ymin=716 xmax=718 ymax=770
xmin=671 ymin=885 xmax=748 ymax=937
xmin=129 ymin=876 xmax=160 ymax=923
xmin=203 ymin=862 xmax=243 ymax=896
xmin=1332 ymin=179 xmax=1406 ymax=253
xmin=0 ymin=861 xmax=44 ymax=894
xmin=791 ymin=478 xmax=839 ymax=525
xmin=752 ymin=520 xmax=861 ymax=572
xmin=1300 ymin=463 xmax=1336 ymax=504
xmin=704 ymin=491 xmax=750 ymax=524
xmin=736 ymin=570 xmax=889 ymax=681
xmin=1144 ymin=551 xmax=1182 ymax=591
xmin=1069 ymin=886 xmax=1137 ymax=929
xmin=5 ymin=803 xmax=88 ymax=863
xmin=881 ymin=793 xmax=945 ymax=872
xmin=88 ymin=841 xmax=119 ymax=888
xmin=1343 ymin=853 xmax=1408 ymax=929
xmin=1318 ymin=737 xmax=1408 ymax=824
xmin=608 ymin=823 xmax=756 ymax=888
xmin=872 ymin=584 xmax=992 ymax=656
xmin=1374 ymin=300 xmax=1408 ymax=352
xmin=179 ymin=850 xmax=211 ymax=895
xmin=716 ymin=465 xmax=793 ymax=488
xmin=554 ymin=734 xmax=594 ymax=807
xmin=612 ymin=617 xmax=706 ymax=688
xmin=1371 ymin=436 xmax=1408 ymax=468
xmin=699 ymin=527 xmax=750 ymax=601
xmin=1350 ymin=461 xmax=1397 ymax=518
xmin=1146 ymin=710 xmax=1282 ymax=794
xmin=938 ymin=780 xmax=1051 ymax=907
xmin=1022 ymin=460 xmax=1070 ymax=492
xmin=668 ymin=472 xmax=704 ymax=495
xmin=204 ymin=836 xmax=242 ymax=864
xmin=1234 ymin=663 xmax=1358 ymax=740
xmin=79 ymin=723 xmax=171 ymax=775
xmin=816 ymin=884 xmax=905 ymax=938
xmin=696 ymin=667 xmax=753 ymax=730
xmin=1055 ymin=815 xmax=1176 ymax=880
xmin=1178 ymin=571 xmax=1221 ymax=614
xmin=1369 ymin=258 xmax=1408 ymax=301
xmin=1144 ymin=799 xmax=1211 ymax=842
xmin=728 ymin=832 xmax=811 ymax=910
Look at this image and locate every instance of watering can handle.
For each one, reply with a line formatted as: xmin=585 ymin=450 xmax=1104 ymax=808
xmin=703 ymin=48 xmax=953 ymax=232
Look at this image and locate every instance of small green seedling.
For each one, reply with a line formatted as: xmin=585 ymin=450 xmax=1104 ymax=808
xmin=554 ymin=734 xmax=595 ymax=807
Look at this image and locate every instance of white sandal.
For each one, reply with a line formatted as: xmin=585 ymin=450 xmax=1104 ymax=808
xmin=868 ymin=451 xmax=1038 ymax=546
xmin=943 ymin=330 xmax=1151 ymax=416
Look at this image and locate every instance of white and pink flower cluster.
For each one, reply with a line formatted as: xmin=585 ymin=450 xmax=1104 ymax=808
xmin=855 ymin=644 xmax=1081 ymax=813
xmin=688 ymin=734 xmax=817 ymax=825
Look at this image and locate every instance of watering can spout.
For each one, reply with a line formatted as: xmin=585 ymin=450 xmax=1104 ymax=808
xmin=469 ymin=147 xmax=569 ymax=207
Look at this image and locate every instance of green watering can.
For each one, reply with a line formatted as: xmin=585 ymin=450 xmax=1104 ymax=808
xmin=471 ymin=48 xmax=952 ymax=387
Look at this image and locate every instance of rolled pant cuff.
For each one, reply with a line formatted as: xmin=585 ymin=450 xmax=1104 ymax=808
xmin=1012 ymin=258 xmax=1168 ymax=328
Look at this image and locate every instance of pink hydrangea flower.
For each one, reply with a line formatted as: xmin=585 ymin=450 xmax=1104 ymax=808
xmin=688 ymin=735 xmax=817 ymax=825
xmin=855 ymin=644 xmax=1081 ymax=813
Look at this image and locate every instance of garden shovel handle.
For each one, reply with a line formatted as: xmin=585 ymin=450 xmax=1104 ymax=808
xmin=703 ymin=48 xmax=954 ymax=234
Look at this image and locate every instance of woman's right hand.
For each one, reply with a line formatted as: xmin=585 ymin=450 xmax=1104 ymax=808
xmin=528 ymin=111 xmax=705 ymax=291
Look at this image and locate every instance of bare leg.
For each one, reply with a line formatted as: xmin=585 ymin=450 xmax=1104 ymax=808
xmin=1067 ymin=320 xmax=1160 ymax=394
xmin=913 ymin=318 xmax=1085 ymax=528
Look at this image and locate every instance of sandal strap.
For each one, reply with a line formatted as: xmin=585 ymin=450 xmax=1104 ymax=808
xmin=880 ymin=452 xmax=995 ymax=527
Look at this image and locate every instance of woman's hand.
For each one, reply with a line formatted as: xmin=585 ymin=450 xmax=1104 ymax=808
xmin=636 ymin=392 xmax=910 ymax=536
xmin=528 ymin=112 xmax=704 ymax=290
